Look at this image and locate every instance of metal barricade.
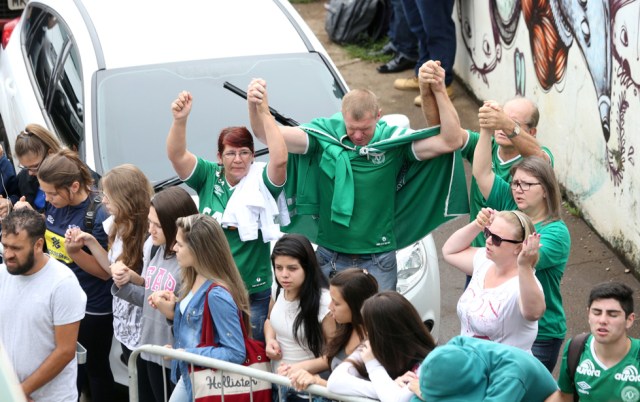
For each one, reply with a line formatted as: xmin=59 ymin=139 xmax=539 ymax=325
xmin=129 ymin=344 xmax=377 ymax=402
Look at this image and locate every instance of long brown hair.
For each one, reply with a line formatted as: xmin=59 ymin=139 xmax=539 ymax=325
xmin=325 ymin=268 xmax=378 ymax=363
xmin=150 ymin=187 xmax=198 ymax=259
xmin=360 ymin=292 xmax=436 ymax=379
xmin=176 ymin=214 xmax=251 ymax=333
xmin=101 ymin=164 xmax=154 ymax=273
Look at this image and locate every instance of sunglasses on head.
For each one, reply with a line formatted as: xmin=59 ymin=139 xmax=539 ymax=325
xmin=483 ymin=227 xmax=522 ymax=247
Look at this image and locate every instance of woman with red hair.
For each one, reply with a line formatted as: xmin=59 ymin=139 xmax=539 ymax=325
xmin=166 ymin=83 xmax=287 ymax=342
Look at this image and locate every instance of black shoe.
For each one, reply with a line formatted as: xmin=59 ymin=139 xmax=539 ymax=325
xmin=369 ymin=42 xmax=396 ymax=57
xmin=377 ymin=55 xmax=416 ymax=74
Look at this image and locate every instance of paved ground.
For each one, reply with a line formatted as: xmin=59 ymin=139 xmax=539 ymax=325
xmin=294 ymin=1 xmax=640 ymax=375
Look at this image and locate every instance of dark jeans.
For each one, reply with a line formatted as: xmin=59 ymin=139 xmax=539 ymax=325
xmin=316 ymin=246 xmax=397 ymax=291
xmin=388 ymin=0 xmax=418 ymax=60
xmin=250 ymin=288 xmax=271 ymax=343
xmin=144 ymin=360 xmax=175 ymax=402
xmin=122 ymin=343 xmax=165 ymax=402
xmin=400 ymin=0 xmax=456 ymax=84
xmin=532 ymin=338 xmax=565 ymax=373
xmin=77 ymin=313 xmax=115 ymax=402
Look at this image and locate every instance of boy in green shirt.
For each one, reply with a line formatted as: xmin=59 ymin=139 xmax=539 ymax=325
xmin=556 ymin=282 xmax=639 ymax=401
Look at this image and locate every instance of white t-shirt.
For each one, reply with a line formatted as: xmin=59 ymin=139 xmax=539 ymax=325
xmin=269 ymin=287 xmax=331 ymax=365
xmin=0 ymin=256 xmax=86 ymax=402
xmin=457 ymin=249 xmax=540 ymax=352
xmin=107 ymin=217 xmax=145 ymax=350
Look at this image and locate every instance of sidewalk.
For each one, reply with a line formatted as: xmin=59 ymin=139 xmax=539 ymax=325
xmin=293 ymin=1 xmax=640 ymax=345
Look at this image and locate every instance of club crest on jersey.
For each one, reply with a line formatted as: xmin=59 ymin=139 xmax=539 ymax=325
xmin=369 ymin=152 xmax=385 ymax=165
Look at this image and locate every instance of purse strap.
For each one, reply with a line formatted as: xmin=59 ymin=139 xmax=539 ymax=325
xmin=199 ymin=282 xmax=250 ymax=348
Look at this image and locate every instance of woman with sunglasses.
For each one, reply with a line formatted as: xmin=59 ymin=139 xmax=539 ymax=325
xmin=473 ymin=122 xmax=570 ymax=371
xmin=442 ymin=209 xmax=545 ymax=352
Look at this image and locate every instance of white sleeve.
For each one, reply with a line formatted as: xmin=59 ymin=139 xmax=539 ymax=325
xmin=326 ymin=350 xmax=377 ymax=399
xmin=365 ymin=359 xmax=415 ymax=402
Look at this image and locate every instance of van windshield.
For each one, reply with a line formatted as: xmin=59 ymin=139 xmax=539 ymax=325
xmin=94 ymin=53 xmax=345 ymax=184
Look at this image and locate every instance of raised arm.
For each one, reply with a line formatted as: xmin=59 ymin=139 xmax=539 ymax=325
xmin=478 ymin=101 xmax=549 ymax=162
xmin=517 ymin=233 xmax=546 ymax=321
xmin=247 ymin=79 xmax=308 ymax=154
xmin=413 ymin=61 xmax=467 ymax=160
xmin=167 ymin=91 xmax=198 ymax=179
xmin=247 ymin=79 xmax=287 ymax=185
xmin=472 ymin=122 xmax=496 ymax=199
xmin=442 ymin=208 xmax=494 ymax=276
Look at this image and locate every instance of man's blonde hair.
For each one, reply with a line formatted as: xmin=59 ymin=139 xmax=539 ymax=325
xmin=341 ymin=89 xmax=380 ymax=120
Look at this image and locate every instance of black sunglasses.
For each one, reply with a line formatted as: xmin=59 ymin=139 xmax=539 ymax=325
xmin=483 ymin=227 xmax=522 ymax=247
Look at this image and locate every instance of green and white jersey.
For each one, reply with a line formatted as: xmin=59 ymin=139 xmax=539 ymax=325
xmin=461 ymin=130 xmax=554 ymax=247
xmin=306 ymin=128 xmax=416 ymax=253
xmin=558 ymin=336 xmax=640 ymax=402
xmin=184 ymin=157 xmax=281 ymax=294
xmin=486 ymin=175 xmax=570 ymax=340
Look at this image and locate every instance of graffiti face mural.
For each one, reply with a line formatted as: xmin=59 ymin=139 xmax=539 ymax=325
xmin=612 ymin=0 xmax=640 ymax=92
xmin=458 ymin=0 xmax=502 ymax=84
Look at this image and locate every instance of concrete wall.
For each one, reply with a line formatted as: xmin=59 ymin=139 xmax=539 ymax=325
xmin=452 ymin=0 xmax=640 ymax=272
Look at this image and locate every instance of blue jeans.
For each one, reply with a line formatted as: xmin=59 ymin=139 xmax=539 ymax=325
xmin=315 ymin=246 xmax=397 ymax=291
xmin=388 ymin=0 xmax=418 ymax=60
xmin=250 ymin=288 xmax=271 ymax=343
xmin=400 ymin=0 xmax=456 ymax=84
xmin=532 ymin=338 xmax=564 ymax=373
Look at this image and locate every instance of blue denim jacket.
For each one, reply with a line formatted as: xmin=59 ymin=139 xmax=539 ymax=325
xmin=171 ymin=281 xmax=246 ymax=397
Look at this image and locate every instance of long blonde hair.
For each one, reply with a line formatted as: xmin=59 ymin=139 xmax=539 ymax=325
xmin=176 ymin=214 xmax=251 ymax=332
xmin=101 ymin=164 xmax=154 ymax=273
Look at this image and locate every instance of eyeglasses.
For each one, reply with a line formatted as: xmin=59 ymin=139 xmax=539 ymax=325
xmin=483 ymin=227 xmax=522 ymax=246
xmin=222 ymin=150 xmax=252 ymax=160
xmin=18 ymin=158 xmax=44 ymax=173
xmin=510 ymin=180 xmax=541 ymax=191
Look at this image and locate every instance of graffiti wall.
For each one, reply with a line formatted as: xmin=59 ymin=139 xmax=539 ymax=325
xmin=453 ymin=0 xmax=640 ymax=271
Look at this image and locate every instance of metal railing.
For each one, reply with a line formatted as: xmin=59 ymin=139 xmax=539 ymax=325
xmin=128 ymin=345 xmax=377 ymax=402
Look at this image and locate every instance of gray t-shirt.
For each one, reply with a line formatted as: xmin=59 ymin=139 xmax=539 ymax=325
xmin=0 ymin=256 xmax=86 ymax=401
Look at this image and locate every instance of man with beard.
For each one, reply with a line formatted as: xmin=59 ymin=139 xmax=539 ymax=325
xmin=0 ymin=208 xmax=86 ymax=402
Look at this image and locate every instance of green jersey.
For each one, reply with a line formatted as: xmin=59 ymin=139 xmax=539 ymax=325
xmin=486 ymin=175 xmax=570 ymax=340
xmin=281 ymin=113 xmax=470 ymax=254
xmin=184 ymin=158 xmax=280 ymax=294
xmin=558 ymin=336 xmax=640 ymax=402
xmin=307 ymin=127 xmax=415 ymax=253
xmin=461 ymin=130 xmax=554 ymax=247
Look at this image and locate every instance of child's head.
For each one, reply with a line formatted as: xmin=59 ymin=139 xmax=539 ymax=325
xmin=271 ymin=234 xmax=328 ymax=297
xmin=329 ymin=268 xmax=378 ymax=326
xmin=325 ymin=268 xmax=378 ymax=364
xmin=148 ymin=187 xmax=198 ymax=258
xmin=362 ymin=292 xmax=436 ymax=379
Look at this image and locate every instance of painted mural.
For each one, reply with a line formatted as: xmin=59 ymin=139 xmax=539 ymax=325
xmin=453 ymin=0 xmax=640 ymax=270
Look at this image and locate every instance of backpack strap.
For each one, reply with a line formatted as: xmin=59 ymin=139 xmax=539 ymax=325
xmin=84 ymin=191 xmax=103 ymax=230
xmin=567 ymin=332 xmax=590 ymax=402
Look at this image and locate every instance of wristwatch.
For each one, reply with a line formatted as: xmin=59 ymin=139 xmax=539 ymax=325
xmin=506 ymin=122 xmax=521 ymax=139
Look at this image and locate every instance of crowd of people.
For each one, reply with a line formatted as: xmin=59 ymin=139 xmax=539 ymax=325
xmin=0 ymin=53 xmax=637 ymax=402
